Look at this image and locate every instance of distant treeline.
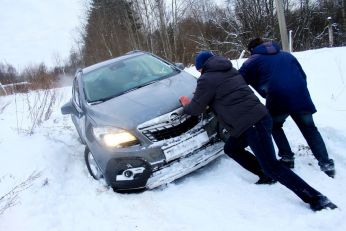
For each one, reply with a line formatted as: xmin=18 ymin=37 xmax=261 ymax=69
xmin=1 ymin=0 xmax=345 ymax=90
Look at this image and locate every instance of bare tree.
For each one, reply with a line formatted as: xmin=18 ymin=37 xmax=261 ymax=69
xmin=77 ymin=0 xmax=345 ymax=66
xmin=82 ymin=0 xmax=144 ymax=65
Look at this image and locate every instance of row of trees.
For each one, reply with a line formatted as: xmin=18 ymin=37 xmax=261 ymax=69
xmin=81 ymin=0 xmax=346 ymax=66
xmin=1 ymin=0 xmax=345 ymax=90
xmin=0 ymin=47 xmax=83 ymax=92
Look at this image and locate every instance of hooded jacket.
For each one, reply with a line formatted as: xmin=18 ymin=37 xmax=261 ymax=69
xmin=183 ymin=55 xmax=268 ymax=137
xmin=239 ymin=42 xmax=316 ymax=115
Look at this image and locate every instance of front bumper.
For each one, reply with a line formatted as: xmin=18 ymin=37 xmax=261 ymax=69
xmin=146 ymin=142 xmax=224 ymax=189
xmin=95 ymin=108 xmax=222 ymax=191
xmin=103 ymin=127 xmax=224 ymax=190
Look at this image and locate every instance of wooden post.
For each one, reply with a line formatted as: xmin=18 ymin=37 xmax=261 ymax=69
xmin=343 ymin=0 xmax=346 ymax=33
xmin=289 ymin=30 xmax=293 ymax=52
xmin=275 ymin=0 xmax=289 ymax=51
xmin=327 ymin=17 xmax=334 ymax=47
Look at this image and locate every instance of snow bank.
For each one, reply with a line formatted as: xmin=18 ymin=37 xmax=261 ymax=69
xmin=0 ymin=47 xmax=345 ymax=231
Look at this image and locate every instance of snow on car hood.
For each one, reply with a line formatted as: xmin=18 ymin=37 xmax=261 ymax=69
xmin=86 ymin=72 xmax=197 ymax=130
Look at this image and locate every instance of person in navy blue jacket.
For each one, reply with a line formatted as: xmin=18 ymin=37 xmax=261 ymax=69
xmin=239 ymin=38 xmax=335 ymax=177
xmin=179 ymin=51 xmax=337 ymax=211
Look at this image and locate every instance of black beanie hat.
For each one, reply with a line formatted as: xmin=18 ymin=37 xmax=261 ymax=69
xmin=247 ymin=38 xmax=264 ymax=52
xmin=195 ymin=51 xmax=214 ymax=70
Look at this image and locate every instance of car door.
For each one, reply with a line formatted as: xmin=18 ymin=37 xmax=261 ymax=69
xmin=71 ymin=74 xmax=86 ymax=144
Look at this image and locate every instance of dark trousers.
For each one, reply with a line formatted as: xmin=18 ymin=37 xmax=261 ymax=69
xmin=271 ymin=113 xmax=333 ymax=168
xmin=224 ymin=115 xmax=321 ymax=203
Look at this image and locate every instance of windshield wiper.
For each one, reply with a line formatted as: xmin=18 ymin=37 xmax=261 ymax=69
xmin=139 ymin=80 xmax=158 ymax=88
xmin=123 ymin=80 xmax=158 ymax=94
xmin=89 ymin=100 xmax=105 ymax=105
xmin=90 ymin=80 xmax=158 ymax=105
xmin=89 ymin=94 xmax=120 ymax=105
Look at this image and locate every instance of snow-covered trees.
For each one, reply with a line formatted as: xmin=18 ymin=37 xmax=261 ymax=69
xmin=82 ymin=0 xmax=143 ymax=65
xmin=1 ymin=0 xmax=345 ymax=88
xmin=80 ymin=0 xmax=346 ymax=66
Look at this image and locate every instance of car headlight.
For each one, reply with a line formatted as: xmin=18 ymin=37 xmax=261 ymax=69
xmin=93 ymin=126 xmax=138 ymax=148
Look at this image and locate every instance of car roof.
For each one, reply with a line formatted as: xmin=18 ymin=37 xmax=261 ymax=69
xmin=81 ymin=51 xmax=146 ymax=75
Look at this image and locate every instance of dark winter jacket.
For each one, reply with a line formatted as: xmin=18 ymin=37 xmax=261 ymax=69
xmin=239 ymin=42 xmax=316 ymax=116
xmin=183 ymin=56 xmax=268 ymax=137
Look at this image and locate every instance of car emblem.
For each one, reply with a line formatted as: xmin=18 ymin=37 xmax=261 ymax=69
xmin=170 ymin=112 xmax=181 ymax=125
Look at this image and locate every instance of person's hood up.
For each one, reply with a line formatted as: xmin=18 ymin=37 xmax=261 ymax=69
xmin=203 ymin=56 xmax=233 ymax=73
xmin=252 ymin=41 xmax=280 ymax=55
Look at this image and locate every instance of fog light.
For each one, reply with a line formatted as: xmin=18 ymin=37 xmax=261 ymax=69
xmin=124 ymin=170 xmax=133 ymax=178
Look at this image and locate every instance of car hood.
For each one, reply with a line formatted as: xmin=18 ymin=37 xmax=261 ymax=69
xmin=86 ymin=72 xmax=197 ymax=130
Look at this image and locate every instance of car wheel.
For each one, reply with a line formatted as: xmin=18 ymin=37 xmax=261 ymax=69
xmin=84 ymin=147 xmax=103 ymax=180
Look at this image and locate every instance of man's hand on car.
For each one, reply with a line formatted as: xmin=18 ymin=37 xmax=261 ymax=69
xmin=179 ymin=96 xmax=190 ymax=106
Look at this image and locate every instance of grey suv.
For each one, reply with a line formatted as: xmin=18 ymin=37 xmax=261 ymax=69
xmin=61 ymin=51 xmax=225 ymax=191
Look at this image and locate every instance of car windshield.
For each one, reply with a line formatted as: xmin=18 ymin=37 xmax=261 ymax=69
xmin=82 ymin=54 xmax=178 ymax=103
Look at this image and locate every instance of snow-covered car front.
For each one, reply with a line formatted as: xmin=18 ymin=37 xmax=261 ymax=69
xmin=61 ymin=51 xmax=224 ymax=191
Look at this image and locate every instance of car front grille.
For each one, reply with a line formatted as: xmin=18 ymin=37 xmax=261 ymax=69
xmin=137 ymin=108 xmax=200 ymax=142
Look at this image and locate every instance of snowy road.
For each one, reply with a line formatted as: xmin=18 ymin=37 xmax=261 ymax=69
xmin=0 ymin=47 xmax=346 ymax=231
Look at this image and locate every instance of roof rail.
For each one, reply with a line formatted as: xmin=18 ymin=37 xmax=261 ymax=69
xmin=126 ymin=50 xmax=143 ymax=55
xmin=75 ymin=68 xmax=83 ymax=75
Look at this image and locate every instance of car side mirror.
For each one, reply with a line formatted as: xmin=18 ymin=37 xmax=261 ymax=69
xmin=61 ymin=100 xmax=79 ymax=116
xmin=175 ymin=63 xmax=185 ymax=70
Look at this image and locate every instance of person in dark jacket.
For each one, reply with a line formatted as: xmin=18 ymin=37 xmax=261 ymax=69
xmin=239 ymin=38 xmax=335 ymax=177
xmin=179 ymin=51 xmax=337 ymax=211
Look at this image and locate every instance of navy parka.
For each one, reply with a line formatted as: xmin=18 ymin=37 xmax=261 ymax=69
xmin=239 ymin=42 xmax=316 ymax=116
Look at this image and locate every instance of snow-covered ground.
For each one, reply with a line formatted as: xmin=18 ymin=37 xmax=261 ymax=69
xmin=0 ymin=47 xmax=345 ymax=231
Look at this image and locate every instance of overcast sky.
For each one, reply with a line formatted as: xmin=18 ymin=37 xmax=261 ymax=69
xmin=0 ymin=0 xmax=227 ymax=71
xmin=0 ymin=0 xmax=87 ymax=70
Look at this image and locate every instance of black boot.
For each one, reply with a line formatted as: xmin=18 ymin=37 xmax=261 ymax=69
xmin=324 ymin=169 xmax=335 ymax=178
xmin=320 ymin=159 xmax=335 ymax=178
xmin=309 ymin=195 xmax=338 ymax=211
xmin=255 ymin=174 xmax=277 ymax=185
xmin=279 ymin=157 xmax=294 ymax=168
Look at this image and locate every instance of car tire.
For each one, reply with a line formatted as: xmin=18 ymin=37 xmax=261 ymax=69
xmin=84 ymin=146 xmax=103 ymax=180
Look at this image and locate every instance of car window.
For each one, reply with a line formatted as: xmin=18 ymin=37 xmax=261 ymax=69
xmin=82 ymin=54 xmax=178 ymax=102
